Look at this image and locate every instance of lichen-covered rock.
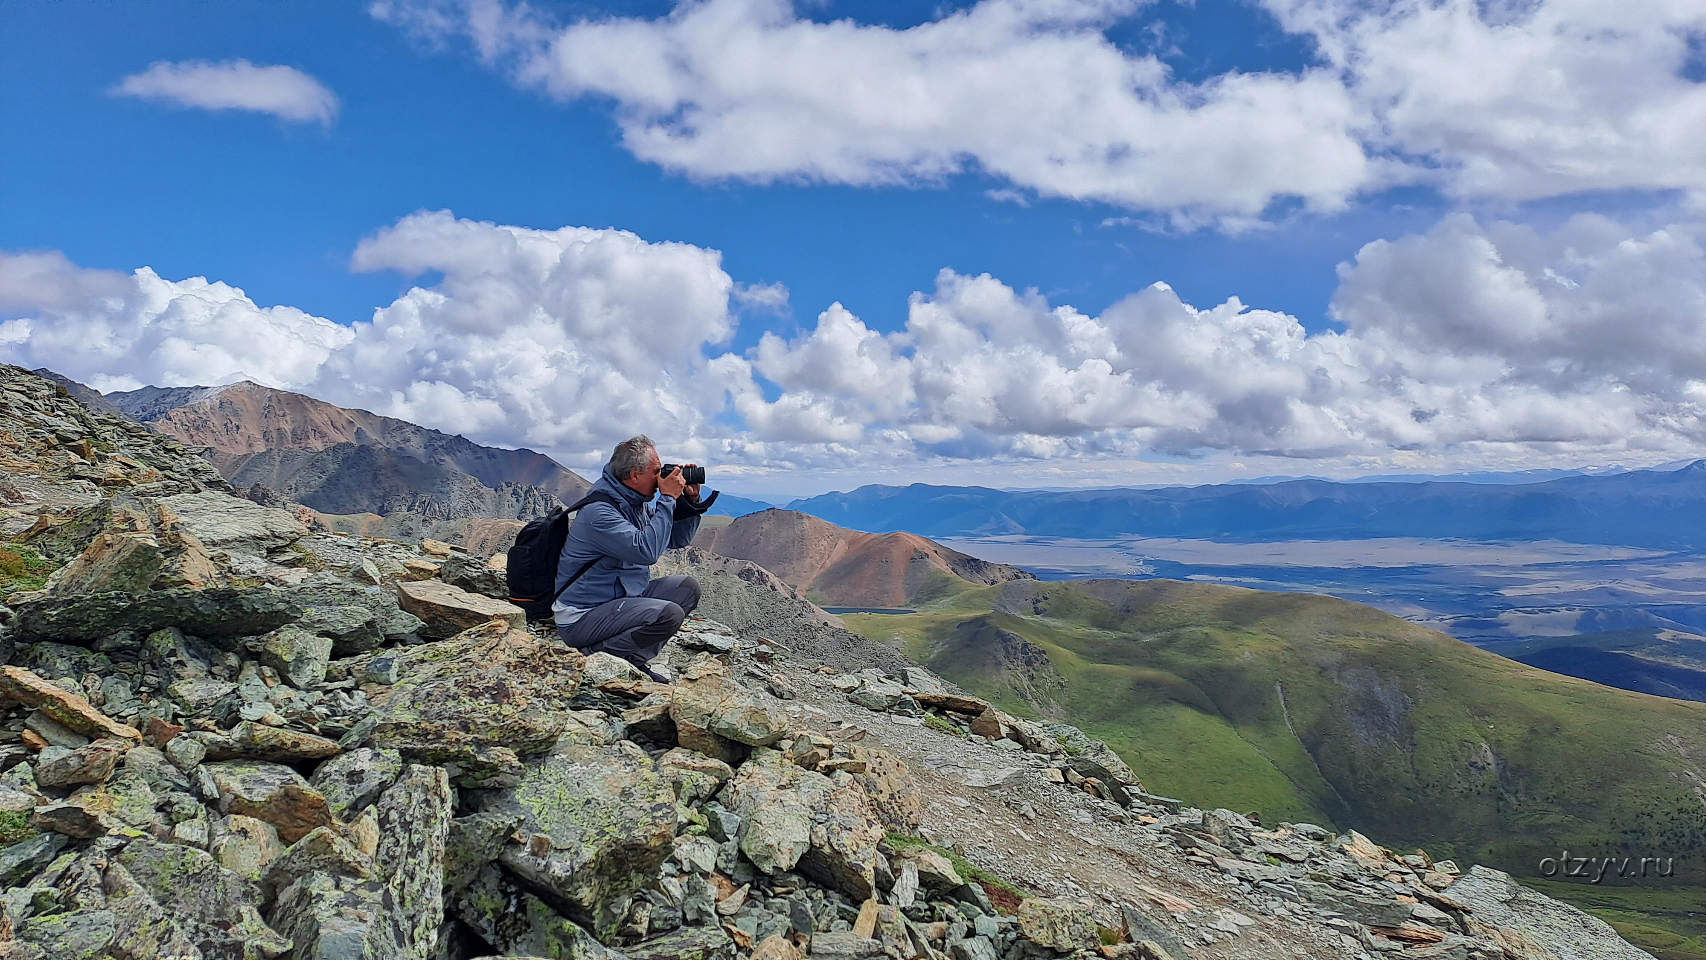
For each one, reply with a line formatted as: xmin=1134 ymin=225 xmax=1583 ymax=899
xmin=658 ymin=747 xmax=734 ymax=805
xmin=1015 ymin=897 xmax=1099 ymax=953
xmin=368 ymin=620 xmax=586 ymax=786
xmin=205 ymin=759 xmax=335 ymax=843
xmin=10 ymin=585 xmax=303 ymax=643
xmin=256 ymin=625 xmax=333 ymax=689
xmin=625 ymin=924 xmax=739 ymax=959
xmin=843 ymin=745 xmax=921 ymax=832
xmin=474 ymin=739 xmax=679 ymax=940
xmin=670 ymin=659 xmax=786 ymax=763
xmin=369 ymin=764 xmax=452 ymax=959
xmin=309 ymin=746 xmax=405 ymax=820
xmin=211 ymin=814 xmax=286 ymax=882
xmin=199 ymin=722 xmax=342 ymax=764
xmin=394 ymin=579 xmax=524 ymax=639
xmin=0 ymin=666 xmax=141 ymax=742
xmin=268 ymin=870 xmax=403 ymax=960
xmin=155 ymin=491 xmax=308 ymax=555
xmin=35 ymin=737 xmax=127 ymax=789
xmin=115 ymin=836 xmax=292 ymax=959
xmin=721 ymin=749 xmax=886 ymax=900
xmin=451 ymin=864 xmax=620 ymax=959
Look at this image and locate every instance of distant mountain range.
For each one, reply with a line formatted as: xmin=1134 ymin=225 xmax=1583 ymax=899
xmin=693 ymin=509 xmax=1033 ymax=608
xmin=786 ymin=464 xmax=1706 ymax=549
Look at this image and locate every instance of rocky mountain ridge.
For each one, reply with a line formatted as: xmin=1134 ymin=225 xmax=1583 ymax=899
xmin=100 ymin=378 xmax=590 ymax=523
xmin=0 ymin=366 xmax=1662 ymax=960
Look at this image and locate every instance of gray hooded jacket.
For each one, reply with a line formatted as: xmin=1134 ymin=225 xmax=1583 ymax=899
xmin=551 ymin=461 xmax=701 ymax=623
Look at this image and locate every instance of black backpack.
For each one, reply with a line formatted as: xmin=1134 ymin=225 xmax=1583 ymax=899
xmin=506 ymin=491 xmax=623 ymax=621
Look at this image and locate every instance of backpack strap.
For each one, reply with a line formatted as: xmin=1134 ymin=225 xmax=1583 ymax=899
xmin=547 ymin=490 xmax=629 ymax=606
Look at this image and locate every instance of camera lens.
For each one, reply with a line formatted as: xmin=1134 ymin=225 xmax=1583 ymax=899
xmin=683 ymin=465 xmax=707 ymax=486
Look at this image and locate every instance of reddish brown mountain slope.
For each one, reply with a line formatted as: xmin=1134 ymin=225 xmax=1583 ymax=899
xmin=106 ymin=381 xmax=589 ymax=520
xmin=693 ymin=508 xmax=1033 ymax=607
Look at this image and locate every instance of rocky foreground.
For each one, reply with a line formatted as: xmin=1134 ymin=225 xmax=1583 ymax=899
xmin=0 ymin=365 xmax=1658 ymax=960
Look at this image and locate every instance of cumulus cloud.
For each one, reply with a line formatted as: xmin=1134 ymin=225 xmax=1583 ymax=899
xmin=374 ymin=0 xmax=1706 ymax=219
xmin=7 ymin=211 xmax=1706 ymax=476
xmin=0 ymin=251 xmax=353 ymax=392
xmin=112 ymin=60 xmax=340 ymax=125
xmin=729 ymin=214 xmax=1706 ymax=463
xmin=373 ymin=0 xmax=1373 ymax=220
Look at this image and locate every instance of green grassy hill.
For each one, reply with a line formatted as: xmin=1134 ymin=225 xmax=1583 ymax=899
xmin=842 ymin=577 xmax=1706 ymax=957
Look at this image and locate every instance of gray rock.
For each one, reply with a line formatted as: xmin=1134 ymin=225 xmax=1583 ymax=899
xmin=1445 ymin=865 xmax=1657 ymax=960
xmin=310 ymin=746 xmax=406 ymax=819
xmin=156 ymin=491 xmax=307 ymax=553
xmin=11 ymin=586 xmax=303 ymax=643
xmin=849 ymin=678 xmax=905 ymax=711
xmin=439 ymin=553 xmax=508 ymax=599
xmin=625 ymin=924 xmax=738 ymax=959
xmin=256 ymin=625 xmax=333 ymax=689
xmin=35 ymin=738 xmax=126 ymax=789
xmin=115 ymin=835 xmax=292 ymax=959
xmin=268 ymin=870 xmax=403 ymax=960
xmin=476 ymin=740 xmax=679 ymax=940
xmin=4 ymin=833 xmax=66 ymax=883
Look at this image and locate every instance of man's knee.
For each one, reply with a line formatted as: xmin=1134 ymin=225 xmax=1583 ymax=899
xmin=677 ymin=575 xmax=701 ymax=612
xmin=655 ymin=600 xmax=686 ymax=630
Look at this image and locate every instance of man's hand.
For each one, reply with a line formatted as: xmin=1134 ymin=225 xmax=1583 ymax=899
xmin=658 ymin=463 xmax=688 ymax=499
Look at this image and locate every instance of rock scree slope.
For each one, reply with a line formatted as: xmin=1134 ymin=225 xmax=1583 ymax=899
xmin=0 ymin=365 xmax=1669 ymax=960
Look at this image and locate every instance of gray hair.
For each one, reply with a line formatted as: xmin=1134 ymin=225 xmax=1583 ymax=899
xmin=609 ymin=435 xmax=657 ymax=481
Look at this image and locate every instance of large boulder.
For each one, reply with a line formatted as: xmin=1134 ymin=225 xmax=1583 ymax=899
xmin=1445 ymin=866 xmax=1656 ymax=960
xmin=669 ymin=659 xmax=787 ymax=763
xmin=115 ymin=836 xmax=293 ymax=960
xmin=720 ymin=749 xmax=887 ymax=900
xmin=155 ymin=491 xmax=308 ymax=555
xmin=394 ymin=579 xmax=524 ymax=639
xmin=1016 ymin=898 xmax=1099 ymax=953
xmin=451 ymin=864 xmax=620 ymax=960
xmin=255 ymin=624 xmax=333 ymax=689
xmin=368 ymin=620 xmax=587 ymax=785
xmin=474 ymin=739 xmax=680 ymax=940
xmin=10 ymin=585 xmax=302 ymax=643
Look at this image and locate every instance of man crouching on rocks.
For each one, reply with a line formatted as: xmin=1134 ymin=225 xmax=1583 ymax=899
xmin=553 ymin=435 xmax=705 ymax=682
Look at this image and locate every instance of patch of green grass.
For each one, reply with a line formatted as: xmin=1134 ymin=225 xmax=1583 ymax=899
xmin=0 ymin=543 xmax=54 ymax=598
xmin=0 ymin=810 xmax=35 ymax=846
xmin=885 ymin=832 xmax=1029 ymax=910
xmin=923 ymin=713 xmax=964 ymax=738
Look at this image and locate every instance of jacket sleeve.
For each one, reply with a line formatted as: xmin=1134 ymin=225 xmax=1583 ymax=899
xmin=669 ymin=509 xmax=701 ymax=549
xmin=578 ymin=498 xmax=675 ymax=565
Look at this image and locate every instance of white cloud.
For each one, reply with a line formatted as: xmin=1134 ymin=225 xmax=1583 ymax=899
xmin=0 ymin=251 xmax=353 ymax=393
xmin=376 ymin=0 xmax=1706 ymax=219
xmin=8 ymin=211 xmax=1706 ymax=478
xmin=112 ymin=60 xmax=340 ymax=125
xmin=374 ymin=0 xmax=1372 ymax=220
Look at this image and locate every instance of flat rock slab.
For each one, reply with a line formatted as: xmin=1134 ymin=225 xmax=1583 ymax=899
xmin=0 ymin=666 xmax=141 ymax=741
xmin=395 ymin=579 xmax=525 ymax=638
xmin=156 ymin=491 xmax=308 ymax=553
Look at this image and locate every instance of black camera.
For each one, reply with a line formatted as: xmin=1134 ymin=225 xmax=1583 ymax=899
xmin=661 ymin=463 xmax=706 ymax=486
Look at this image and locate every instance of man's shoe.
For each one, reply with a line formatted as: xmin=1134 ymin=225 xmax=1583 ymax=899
xmin=638 ymin=662 xmax=673 ymax=684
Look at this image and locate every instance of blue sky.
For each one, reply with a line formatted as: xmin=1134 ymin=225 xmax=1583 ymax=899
xmin=4 ymin=0 xmax=1706 ymax=499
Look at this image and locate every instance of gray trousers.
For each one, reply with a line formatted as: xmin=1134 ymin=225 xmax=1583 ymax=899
xmin=557 ymin=575 xmax=701 ymax=667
